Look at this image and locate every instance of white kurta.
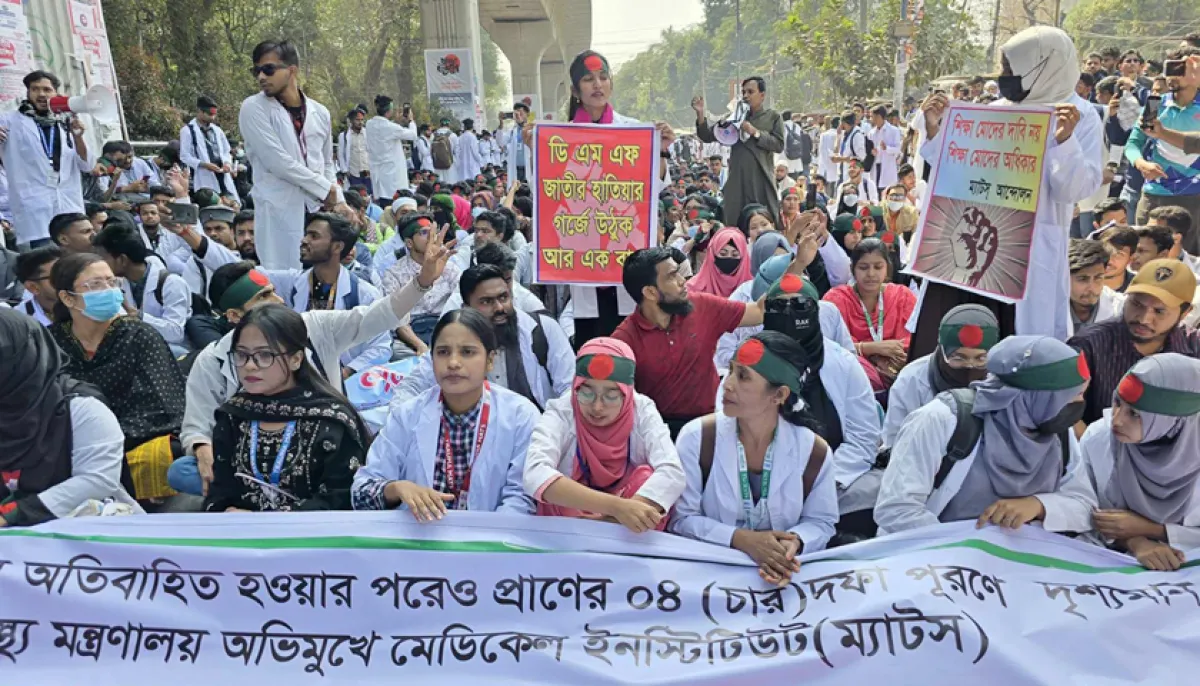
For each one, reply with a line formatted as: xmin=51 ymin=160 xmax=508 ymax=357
xmin=454 ymin=131 xmax=484 ymax=183
xmin=365 ymin=116 xmax=418 ymax=202
xmin=868 ymin=122 xmax=903 ymax=190
xmin=817 ymin=128 xmax=839 ymax=183
xmin=875 ymin=393 xmax=1086 ymax=535
xmin=669 ymin=412 xmax=838 ymax=553
xmin=0 ymin=112 xmax=94 ymax=244
xmin=356 ymin=384 xmax=539 ymax=514
xmin=239 ymin=92 xmax=342 ymax=270
xmin=1039 ymin=416 xmax=1200 ymax=551
xmin=523 ymin=393 xmax=686 ymax=511
xmin=180 ymin=119 xmax=239 ymax=200
xmin=909 ymin=94 xmax=1104 ymax=341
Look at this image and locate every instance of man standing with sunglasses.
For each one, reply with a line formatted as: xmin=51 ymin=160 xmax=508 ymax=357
xmin=239 ymin=40 xmax=344 ymax=270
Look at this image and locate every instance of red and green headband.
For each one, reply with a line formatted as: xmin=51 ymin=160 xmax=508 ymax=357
xmin=938 ymin=321 xmax=999 ymax=353
xmin=218 ymin=269 xmax=270 ymax=313
xmin=764 ymin=273 xmax=819 ymax=302
xmin=735 ymin=338 xmax=806 ymax=396
xmin=999 ymin=352 xmax=1090 ymax=391
xmin=1117 ymin=373 xmax=1200 ymax=416
xmin=576 ymin=353 xmax=635 ymax=386
xmin=399 ymin=215 xmax=435 ymax=240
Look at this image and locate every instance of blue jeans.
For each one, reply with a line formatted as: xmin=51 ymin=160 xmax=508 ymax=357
xmin=1121 ymin=184 xmax=1141 ymax=221
xmin=168 ymin=456 xmax=204 ymax=496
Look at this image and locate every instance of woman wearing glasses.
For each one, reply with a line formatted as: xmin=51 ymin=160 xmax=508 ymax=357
xmin=882 ymin=305 xmax=1001 ymax=451
xmin=205 ymin=304 xmax=370 ymax=512
xmin=49 ymin=253 xmax=186 ymax=502
xmin=524 ymin=338 xmax=685 ymax=532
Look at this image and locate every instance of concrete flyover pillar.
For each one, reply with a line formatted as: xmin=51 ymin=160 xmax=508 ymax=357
xmin=419 ymin=0 xmax=486 ymax=122
xmin=540 ymin=63 xmax=565 ymax=119
xmin=490 ymin=20 xmax=556 ymax=119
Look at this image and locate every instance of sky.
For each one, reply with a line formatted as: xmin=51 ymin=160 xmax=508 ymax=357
xmin=591 ymin=0 xmax=707 ymax=68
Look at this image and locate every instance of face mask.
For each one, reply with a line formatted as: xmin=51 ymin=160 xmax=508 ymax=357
xmin=1036 ymin=400 xmax=1086 ymax=436
xmin=843 ymin=194 xmax=859 ymax=206
xmin=887 ymin=200 xmax=904 ymax=212
xmin=77 ymin=288 xmax=125 ymax=322
xmin=713 ymin=256 xmax=740 ymax=275
xmin=996 ymin=74 xmax=1030 ymax=103
xmin=763 ymin=298 xmax=824 ymax=371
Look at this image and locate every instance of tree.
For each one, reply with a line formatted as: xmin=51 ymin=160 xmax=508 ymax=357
xmin=1065 ymin=0 xmax=1200 ymax=58
xmin=781 ymin=0 xmax=983 ymax=103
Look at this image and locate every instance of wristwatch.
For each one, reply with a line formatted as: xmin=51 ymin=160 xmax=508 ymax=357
xmin=660 ymin=150 xmax=671 ymax=159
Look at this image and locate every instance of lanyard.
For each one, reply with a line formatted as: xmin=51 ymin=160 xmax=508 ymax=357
xmin=736 ymin=435 xmax=775 ymax=530
xmin=575 ymin=438 xmax=632 ymax=489
xmin=308 ymin=272 xmax=337 ymax=311
xmin=249 ymin=421 xmax=298 ymax=486
xmin=39 ymin=125 xmax=56 ymax=162
xmin=857 ymin=288 xmax=885 ymax=342
xmin=439 ymin=386 xmax=492 ymax=499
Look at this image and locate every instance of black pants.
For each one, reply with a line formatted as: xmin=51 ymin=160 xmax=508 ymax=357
xmin=664 ymin=416 xmax=700 ymax=442
xmin=572 ymin=287 xmax=623 ymax=350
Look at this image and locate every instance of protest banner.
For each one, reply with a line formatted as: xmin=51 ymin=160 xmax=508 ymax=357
xmin=423 ymin=48 xmax=477 ymax=123
xmin=532 ymin=123 xmax=658 ymax=286
xmin=907 ymin=104 xmax=1053 ymax=303
xmin=1 ymin=513 xmax=1196 ymax=683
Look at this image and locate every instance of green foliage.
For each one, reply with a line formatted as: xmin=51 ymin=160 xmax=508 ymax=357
xmin=103 ymin=0 xmax=507 ymax=140
xmin=1065 ymin=0 xmax=1200 ymax=58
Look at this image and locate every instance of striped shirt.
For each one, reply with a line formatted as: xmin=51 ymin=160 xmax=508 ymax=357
xmin=1068 ymin=319 xmax=1200 ymax=425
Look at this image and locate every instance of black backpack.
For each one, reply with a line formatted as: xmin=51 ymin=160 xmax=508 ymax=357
xmin=933 ymin=388 xmax=1071 ymax=489
xmin=856 ymin=128 xmax=876 ymax=173
xmin=785 ymin=123 xmax=805 ymax=160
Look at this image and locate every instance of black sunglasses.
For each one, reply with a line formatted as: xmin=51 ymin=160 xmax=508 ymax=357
xmin=251 ymin=63 xmax=288 ymax=77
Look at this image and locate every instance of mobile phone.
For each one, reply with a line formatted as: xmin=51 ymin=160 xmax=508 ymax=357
xmin=1142 ymin=94 xmax=1162 ymax=128
xmin=1164 ymin=59 xmax=1186 ymax=77
xmin=165 ymin=202 xmax=199 ymax=226
xmin=804 ymin=183 xmax=818 ymax=211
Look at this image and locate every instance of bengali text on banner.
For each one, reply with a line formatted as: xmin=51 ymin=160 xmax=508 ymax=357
xmin=907 ymin=104 xmax=1052 ymax=303
xmin=0 ymin=513 xmax=1196 ymax=683
xmin=533 ymin=123 xmax=658 ymax=286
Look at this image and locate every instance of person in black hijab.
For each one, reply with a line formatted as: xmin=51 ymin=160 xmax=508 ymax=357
xmin=0 ymin=309 xmax=138 ymax=526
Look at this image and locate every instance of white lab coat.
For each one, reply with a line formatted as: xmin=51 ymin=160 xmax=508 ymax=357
xmin=181 ymin=279 xmax=419 ymax=452
xmin=1067 ymin=285 xmax=1123 ymax=337
xmin=715 ymin=279 xmax=854 ymax=373
xmin=0 ymin=112 xmax=94 ymax=244
xmin=818 ymin=128 xmax=839 ymax=183
xmin=836 ymin=127 xmax=867 ymax=186
xmin=1040 ymin=416 xmax=1200 ymax=551
xmin=95 ymin=157 xmax=162 ymax=194
xmin=910 ymin=95 xmax=1104 ymax=341
xmin=238 ymin=92 xmax=342 ymax=270
xmin=874 ymin=393 xmax=1084 ymax=535
xmin=669 ymin=412 xmax=838 ymax=553
xmin=356 ymin=384 xmax=539 ymax=514
xmin=440 ymin=279 xmax=545 ymax=316
xmin=524 ymin=393 xmax=686 ymax=511
xmin=180 ymin=119 xmax=238 ymax=200
xmin=186 ymin=235 xmax=242 ymax=302
xmin=393 ymin=308 xmax=575 ymax=411
xmin=868 ymin=122 xmax=903 ymax=190
xmin=120 ymin=259 xmax=192 ymax=347
xmin=415 ymin=136 xmax=434 ymax=173
xmin=139 ymin=225 xmax=194 ymax=276
xmin=454 ymin=130 xmax=484 ymax=183
xmin=431 ymin=128 xmax=460 ymax=183
xmin=715 ymin=338 xmax=880 ymax=490
xmin=882 ymin=353 xmax=935 ymax=449
xmin=365 ymin=116 xmax=418 ymax=202
xmin=267 ymin=266 xmax=393 ymax=372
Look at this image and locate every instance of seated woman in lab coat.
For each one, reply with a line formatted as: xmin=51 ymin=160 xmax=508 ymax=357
xmin=352 ymin=309 xmax=540 ymax=518
xmin=754 ymin=274 xmax=880 ymax=535
xmin=882 ymin=305 xmax=1000 ymax=450
xmin=671 ymin=332 xmax=838 ymax=586
xmin=1040 ymin=354 xmax=1200 ymax=571
xmin=875 ymin=336 xmax=1090 ymax=535
xmin=524 ymin=338 xmax=685 ymax=533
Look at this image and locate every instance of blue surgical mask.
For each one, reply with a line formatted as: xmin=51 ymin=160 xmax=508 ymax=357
xmin=843 ymin=193 xmax=859 ymax=206
xmin=76 ymin=288 xmax=125 ymax=322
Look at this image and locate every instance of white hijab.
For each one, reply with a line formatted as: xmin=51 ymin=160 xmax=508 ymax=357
xmin=999 ymin=26 xmax=1079 ymax=106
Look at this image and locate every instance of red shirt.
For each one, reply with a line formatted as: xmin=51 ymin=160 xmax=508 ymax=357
xmin=613 ymin=292 xmax=747 ymax=418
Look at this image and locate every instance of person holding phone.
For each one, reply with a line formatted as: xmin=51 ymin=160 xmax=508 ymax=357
xmin=181 ymin=96 xmax=239 ymax=204
xmin=1125 ymin=47 xmax=1200 ymax=249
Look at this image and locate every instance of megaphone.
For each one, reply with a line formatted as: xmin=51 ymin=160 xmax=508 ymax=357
xmin=48 ymin=85 xmax=119 ymax=123
xmin=713 ymin=99 xmax=748 ymax=146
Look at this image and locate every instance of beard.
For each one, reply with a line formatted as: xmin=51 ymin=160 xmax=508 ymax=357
xmin=493 ymin=312 xmax=520 ymax=347
xmin=658 ymin=294 xmax=694 ymax=317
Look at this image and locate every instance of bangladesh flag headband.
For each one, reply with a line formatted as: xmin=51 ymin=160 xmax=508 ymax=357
xmin=765 ymin=273 xmax=819 ymax=303
xmin=998 ymin=352 xmax=1090 ymax=391
xmin=735 ymin=338 xmax=806 ymax=396
xmin=938 ymin=321 xmax=999 ymax=353
xmin=576 ymin=353 xmax=636 ymax=386
xmin=1117 ymin=373 xmax=1200 ymax=416
xmin=218 ymin=269 xmax=270 ymax=312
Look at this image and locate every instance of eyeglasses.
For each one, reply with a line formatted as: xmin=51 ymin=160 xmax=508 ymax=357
xmin=251 ymin=63 xmax=288 ymax=77
xmin=944 ymin=352 xmax=988 ymax=368
xmin=75 ymin=277 xmax=121 ymax=292
xmin=231 ymin=349 xmax=287 ymax=369
xmin=577 ymin=386 xmax=624 ymax=407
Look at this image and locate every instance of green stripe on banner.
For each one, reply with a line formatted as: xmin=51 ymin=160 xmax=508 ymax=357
xmin=0 ymin=529 xmax=1195 ymax=575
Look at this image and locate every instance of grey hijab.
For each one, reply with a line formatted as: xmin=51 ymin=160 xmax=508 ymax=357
xmin=1105 ymin=354 xmax=1200 ymax=523
xmin=751 ymin=232 xmax=791 ymax=275
xmin=955 ymin=336 xmax=1085 ymax=509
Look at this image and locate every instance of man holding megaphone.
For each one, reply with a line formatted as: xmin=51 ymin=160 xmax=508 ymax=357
xmin=0 ymin=70 xmax=95 ymax=250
